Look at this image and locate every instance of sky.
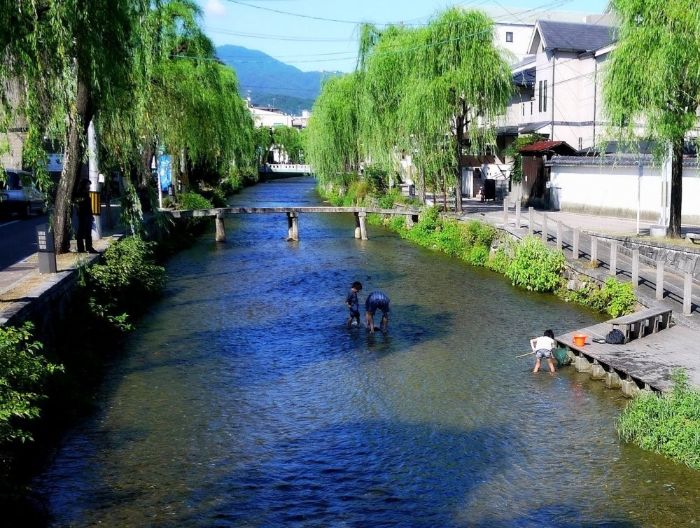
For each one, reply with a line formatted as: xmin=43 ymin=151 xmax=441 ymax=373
xmin=196 ymin=0 xmax=610 ymax=73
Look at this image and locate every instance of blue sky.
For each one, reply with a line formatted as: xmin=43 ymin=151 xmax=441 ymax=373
xmin=196 ymin=0 xmax=610 ymax=72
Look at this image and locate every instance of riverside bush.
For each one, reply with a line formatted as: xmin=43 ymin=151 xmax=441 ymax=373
xmin=0 ymin=323 xmax=62 ymax=444
xmin=177 ymin=191 xmax=213 ymax=210
xmin=81 ymin=236 xmax=165 ymax=331
xmin=505 ymin=236 xmax=565 ymax=292
xmin=563 ymin=277 xmax=636 ymax=317
xmin=618 ymin=370 xmax=700 ymax=469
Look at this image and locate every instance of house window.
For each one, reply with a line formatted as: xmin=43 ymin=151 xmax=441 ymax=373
xmin=522 ymin=103 xmax=525 ymax=116
xmin=543 ymin=80 xmax=548 ymax=113
xmin=538 ymin=81 xmax=542 ymax=112
xmin=530 ymin=100 xmax=533 ymax=115
xmin=506 ymin=32 xmax=513 ymax=43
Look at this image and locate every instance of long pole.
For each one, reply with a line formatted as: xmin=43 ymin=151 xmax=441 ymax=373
xmin=636 ymin=161 xmax=642 ymax=235
xmin=156 ymin=155 xmax=163 ymax=210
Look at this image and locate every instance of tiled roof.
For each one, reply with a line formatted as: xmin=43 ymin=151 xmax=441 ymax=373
xmin=538 ymin=20 xmax=616 ymax=52
xmin=519 ymin=140 xmax=577 ymax=154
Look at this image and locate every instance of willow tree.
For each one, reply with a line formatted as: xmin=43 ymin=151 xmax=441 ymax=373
xmin=604 ymin=0 xmax=700 ymax=238
xmin=2 ymin=0 xmax=150 ymax=252
xmin=305 ymin=73 xmax=362 ymax=185
xmin=356 ymin=8 xmax=513 ymax=211
xmin=271 ymin=126 xmax=306 ymax=164
xmin=100 ymin=0 xmax=256 ymax=197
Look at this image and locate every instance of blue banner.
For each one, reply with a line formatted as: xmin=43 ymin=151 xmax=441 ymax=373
xmin=158 ymin=155 xmax=172 ymax=191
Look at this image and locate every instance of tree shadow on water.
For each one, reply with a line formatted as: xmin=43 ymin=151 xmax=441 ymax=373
xmin=178 ymin=420 xmax=510 ymax=528
xmin=466 ymin=505 xmax=641 ymax=528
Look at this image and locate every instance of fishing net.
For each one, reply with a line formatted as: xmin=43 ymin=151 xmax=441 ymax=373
xmin=553 ymin=347 xmax=571 ymax=367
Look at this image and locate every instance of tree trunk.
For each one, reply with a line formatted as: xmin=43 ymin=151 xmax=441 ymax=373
xmin=53 ymin=75 xmax=93 ymax=253
xmin=669 ymin=136 xmax=684 ymax=238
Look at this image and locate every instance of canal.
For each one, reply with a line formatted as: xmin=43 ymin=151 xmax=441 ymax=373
xmin=36 ymin=178 xmax=700 ymax=527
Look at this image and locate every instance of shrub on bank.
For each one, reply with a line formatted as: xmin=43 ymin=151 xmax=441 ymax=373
xmin=618 ymin=370 xmax=700 ymax=470
xmin=562 ymin=277 xmax=636 ymax=318
xmin=0 ymin=323 xmax=62 ymax=445
xmin=177 ymin=191 xmax=213 ymax=211
xmin=505 ymin=236 xmax=565 ymax=292
xmin=81 ymin=236 xmax=165 ymax=332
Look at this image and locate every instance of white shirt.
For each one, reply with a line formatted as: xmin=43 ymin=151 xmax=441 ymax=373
xmin=532 ymin=336 xmax=555 ymax=351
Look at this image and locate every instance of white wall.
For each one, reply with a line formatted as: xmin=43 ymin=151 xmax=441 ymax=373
xmin=550 ymin=162 xmax=700 ymax=223
xmin=494 ymin=23 xmax=535 ymax=62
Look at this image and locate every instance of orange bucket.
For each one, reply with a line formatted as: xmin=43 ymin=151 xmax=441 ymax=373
xmin=572 ymin=333 xmax=587 ymax=347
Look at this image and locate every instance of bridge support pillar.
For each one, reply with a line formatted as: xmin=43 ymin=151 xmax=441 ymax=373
xmin=287 ymin=212 xmax=299 ymax=241
xmin=606 ymin=370 xmax=622 ymax=389
xmin=358 ymin=211 xmax=368 ymax=240
xmin=354 ymin=213 xmax=361 ymax=239
xmin=215 ymin=213 xmax=226 ymax=243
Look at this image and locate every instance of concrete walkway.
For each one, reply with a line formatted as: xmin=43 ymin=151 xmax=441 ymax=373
xmin=457 ymin=199 xmax=700 ymax=323
xmin=456 ymin=199 xmax=700 ymax=391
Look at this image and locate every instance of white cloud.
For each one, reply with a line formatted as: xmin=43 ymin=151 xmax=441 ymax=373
xmin=204 ymin=0 xmax=227 ymax=17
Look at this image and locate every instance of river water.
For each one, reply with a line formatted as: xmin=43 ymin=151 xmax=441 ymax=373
xmin=36 ymin=178 xmax=699 ymax=527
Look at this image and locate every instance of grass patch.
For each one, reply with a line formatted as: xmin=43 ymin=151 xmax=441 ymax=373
xmin=618 ymin=370 xmax=700 ymax=470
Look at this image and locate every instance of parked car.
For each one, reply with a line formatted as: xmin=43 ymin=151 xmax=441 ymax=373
xmin=0 ymin=169 xmax=46 ymax=218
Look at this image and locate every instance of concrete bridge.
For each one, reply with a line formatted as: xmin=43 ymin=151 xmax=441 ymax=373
xmin=168 ymin=206 xmax=421 ymax=242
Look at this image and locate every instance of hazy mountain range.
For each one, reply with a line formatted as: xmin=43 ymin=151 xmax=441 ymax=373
xmin=216 ymin=45 xmax=341 ymax=115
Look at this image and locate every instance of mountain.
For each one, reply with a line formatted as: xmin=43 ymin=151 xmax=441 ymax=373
xmin=216 ymin=45 xmax=340 ymax=115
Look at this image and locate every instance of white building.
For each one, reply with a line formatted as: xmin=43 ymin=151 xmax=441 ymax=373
xmin=497 ymin=20 xmax=617 ymax=153
xmin=249 ymin=105 xmax=294 ymax=129
xmin=248 ymin=102 xmax=310 ymax=130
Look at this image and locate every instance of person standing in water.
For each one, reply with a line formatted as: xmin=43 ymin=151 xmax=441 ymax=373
xmin=346 ymin=281 xmax=362 ymax=328
xmin=530 ymin=329 xmax=556 ymax=373
xmin=365 ymin=291 xmax=390 ymax=334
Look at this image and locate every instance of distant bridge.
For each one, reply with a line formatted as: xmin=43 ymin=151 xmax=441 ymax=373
xmin=258 ymin=163 xmax=311 ymax=176
xmin=167 ymin=206 xmax=421 ymax=241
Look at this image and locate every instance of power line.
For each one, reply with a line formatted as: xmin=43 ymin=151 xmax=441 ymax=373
xmin=203 ymin=26 xmax=357 ymax=43
xmin=220 ymin=0 xmax=384 ymax=25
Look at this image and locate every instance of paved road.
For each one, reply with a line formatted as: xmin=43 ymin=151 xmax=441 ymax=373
xmin=0 ymin=213 xmax=48 ymax=269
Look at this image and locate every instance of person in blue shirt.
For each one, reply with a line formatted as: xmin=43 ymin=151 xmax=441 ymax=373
xmin=365 ymin=291 xmax=390 ymax=333
xmin=346 ymin=281 xmax=362 ymax=328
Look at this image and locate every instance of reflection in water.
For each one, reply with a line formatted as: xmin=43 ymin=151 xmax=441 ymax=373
xmin=36 ymin=178 xmax=700 ymax=527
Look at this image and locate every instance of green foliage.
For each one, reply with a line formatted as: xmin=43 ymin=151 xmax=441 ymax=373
xmin=120 ymin=179 xmax=145 ymax=236
xmin=81 ymin=236 xmax=165 ymax=331
xmin=307 ymin=8 xmax=512 ymax=192
xmin=0 ymin=323 xmax=62 ymax=444
xmin=387 ymin=208 xmax=496 ymax=268
xmin=604 ymin=0 xmax=700 ymax=236
xmin=505 ymin=236 xmax=565 ymax=292
xmin=270 ymin=126 xmax=306 ymax=164
xmin=378 ymin=189 xmax=401 ymax=209
xmin=176 ymin=192 xmax=213 ymax=210
xmin=305 ymin=74 xmax=362 ymax=184
xmin=618 ymin=370 xmax=700 ymax=469
xmin=363 ymin=166 xmax=388 ymax=194
xmin=485 ymin=237 xmax=515 ymax=274
xmin=563 ymin=277 xmax=637 ymax=317
xmin=467 ymin=245 xmax=490 ymax=266
xmin=388 ymin=214 xmax=408 ymax=232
